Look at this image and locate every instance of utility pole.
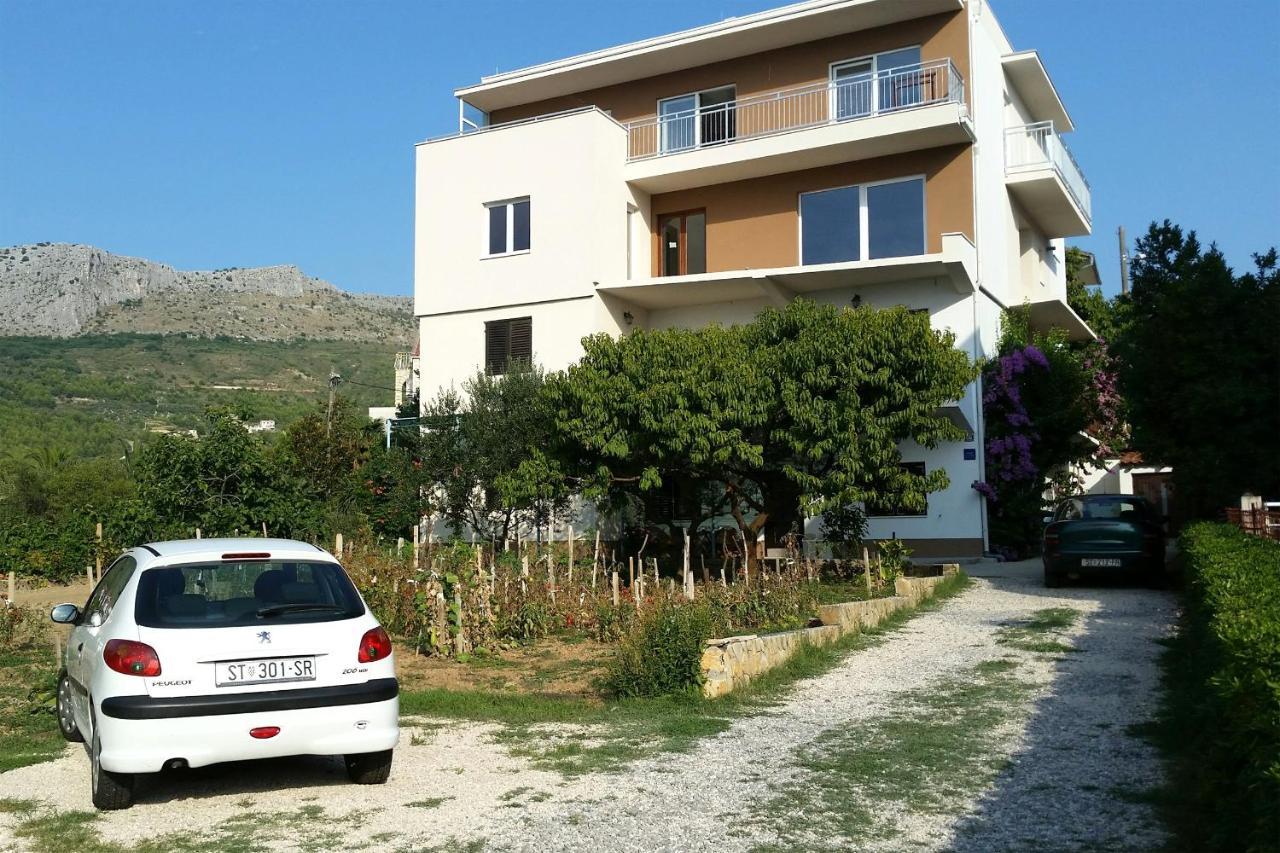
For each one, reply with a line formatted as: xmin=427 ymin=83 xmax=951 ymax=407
xmin=1118 ymin=225 xmax=1130 ymax=295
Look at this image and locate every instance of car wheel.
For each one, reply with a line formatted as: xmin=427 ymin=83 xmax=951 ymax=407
xmin=1044 ymin=568 xmax=1063 ymax=588
xmin=90 ymin=710 xmax=134 ymax=810
xmin=344 ymin=749 xmax=393 ymax=785
xmin=56 ymin=672 xmax=83 ymax=743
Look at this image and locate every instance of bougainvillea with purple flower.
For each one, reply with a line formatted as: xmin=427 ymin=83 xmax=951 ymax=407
xmin=973 ymin=309 xmax=1126 ymax=557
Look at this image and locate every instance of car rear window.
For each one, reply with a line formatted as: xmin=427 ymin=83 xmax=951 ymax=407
xmin=133 ymin=560 xmax=365 ymax=629
xmin=1058 ymin=498 xmax=1154 ymax=521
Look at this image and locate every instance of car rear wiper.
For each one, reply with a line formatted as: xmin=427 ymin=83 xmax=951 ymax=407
xmin=256 ymin=603 xmax=346 ymax=617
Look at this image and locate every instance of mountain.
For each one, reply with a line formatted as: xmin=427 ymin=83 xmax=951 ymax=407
xmin=0 ymin=242 xmax=413 ymax=344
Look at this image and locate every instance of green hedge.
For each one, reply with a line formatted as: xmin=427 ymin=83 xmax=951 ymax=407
xmin=1171 ymin=523 xmax=1280 ymax=851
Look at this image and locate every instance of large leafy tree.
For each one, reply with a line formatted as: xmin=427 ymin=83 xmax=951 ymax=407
xmin=542 ymin=300 xmax=977 ymax=550
xmin=418 ymin=366 xmax=564 ymax=541
xmin=1113 ymin=221 xmax=1280 ymax=517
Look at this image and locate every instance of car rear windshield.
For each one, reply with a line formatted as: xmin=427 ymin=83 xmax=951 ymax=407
xmin=133 ymin=560 xmax=365 ymax=629
xmin=1058 ymin=498 xmax=1155 ymax=522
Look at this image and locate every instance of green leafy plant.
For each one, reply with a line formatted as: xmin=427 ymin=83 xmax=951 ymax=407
xmin=606 ymin=599 xmax=713 ymax=698
xmin=876 ymin=539 xmax=912 ymax=586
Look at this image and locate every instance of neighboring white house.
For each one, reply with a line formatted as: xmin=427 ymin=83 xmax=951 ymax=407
xmin=413 ymin=0 xmax=1093 ymax=558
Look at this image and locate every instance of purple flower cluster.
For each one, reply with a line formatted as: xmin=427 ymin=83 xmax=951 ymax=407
xmin=972 ymin=344 xmax=1051 ymax=503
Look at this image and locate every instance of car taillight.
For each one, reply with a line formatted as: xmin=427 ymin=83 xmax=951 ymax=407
xmin=103 ymin=639 xmax=162 ymax=677
xmin=358 ymin=627 xmax=392 ymax=663
xmin=250 ymin=726 xmax=281 ymax=739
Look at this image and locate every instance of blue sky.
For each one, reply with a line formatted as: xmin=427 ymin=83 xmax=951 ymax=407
xmin=1 ymin=0 xmax=1277 ymax=298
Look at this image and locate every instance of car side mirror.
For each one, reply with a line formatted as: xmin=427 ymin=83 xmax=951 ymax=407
xmin=50 ymin=603 xmax=80 ymax=624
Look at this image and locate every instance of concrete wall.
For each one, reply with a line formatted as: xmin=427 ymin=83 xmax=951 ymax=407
xmin=701 ymin=572 xmax=953 ymax=697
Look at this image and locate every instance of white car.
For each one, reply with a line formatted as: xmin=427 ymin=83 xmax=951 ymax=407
xmin=50 ymin=538 xmax=399 ymax=810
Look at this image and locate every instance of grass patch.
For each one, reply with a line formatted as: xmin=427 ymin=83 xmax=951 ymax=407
xmin=749 ymin=654 xmax=1036 ymax=851
xmin=404 ymin=797 xmax=451 ymax=810
xmin=996 ymin=607 xmax=1081 ymax=654
xmin=9 ymin=803 xmax=377 ymax=853
xmin=401 ymin=572 xmax=972 ymax=776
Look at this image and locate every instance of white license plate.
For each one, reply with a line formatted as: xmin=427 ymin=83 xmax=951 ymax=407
xmin=1081 ymin=558 xmax=1122 ymax=568
xmin=216 ymin=657 xmax=316 ymax=687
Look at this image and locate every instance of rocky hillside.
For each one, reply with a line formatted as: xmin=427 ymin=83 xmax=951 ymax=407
xmin=0 ymin=242 xmax=413 ymax=344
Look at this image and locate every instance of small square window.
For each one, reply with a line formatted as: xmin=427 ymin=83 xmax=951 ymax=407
xmin=485 ymin=198 xmax=530 ymax=256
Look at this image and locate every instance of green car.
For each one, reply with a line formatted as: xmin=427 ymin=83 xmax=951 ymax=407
xmin=1042 ymin=495 xmax=1167 ymax=588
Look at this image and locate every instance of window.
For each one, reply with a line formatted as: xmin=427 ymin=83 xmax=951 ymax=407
xmin=658 ymin=85 xmax=736 ymax=153
xmin=799 ymin=176 xmax=924 ymax=265
xmin=866 ymin=462 xmax=928 ymax=517
xmin=133 ymin=561 xmax=365 ymax=629
xmin=659 ymin=211 xmax=706 ymax=276
xmin=485 ymin=316 xmax=532 ymax=375
xmin=485 ymin=198 xmax=530 ymax=256
xmin=801 ymin=186 xmax=860 ymax=265
xmin=830 ymin=46 xmax=923 ymax=120
xmin=84 ymin=556 xmax=137 ymax=624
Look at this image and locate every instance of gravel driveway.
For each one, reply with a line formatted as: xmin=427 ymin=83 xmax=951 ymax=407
xmin=0 ymin=560 xmax=1176 ymax=852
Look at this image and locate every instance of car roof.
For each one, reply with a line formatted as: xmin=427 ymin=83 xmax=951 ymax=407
xmin=137 ymin=538 xmax=331 ymax=563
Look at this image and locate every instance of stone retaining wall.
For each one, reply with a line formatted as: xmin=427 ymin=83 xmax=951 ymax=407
xmin=700 ymin=567 xmax=957 ymax=698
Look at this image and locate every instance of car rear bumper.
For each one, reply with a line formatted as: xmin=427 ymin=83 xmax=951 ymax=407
xmin=94 ymin=681 xmax=399 ymax=773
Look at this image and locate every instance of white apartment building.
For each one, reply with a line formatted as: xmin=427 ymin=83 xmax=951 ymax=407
xmin=413 ymin=0 xmax=1093 ymax=558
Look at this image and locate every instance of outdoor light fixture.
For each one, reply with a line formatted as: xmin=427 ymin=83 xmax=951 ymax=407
xmin=850 ymin=294 xmax=863 ymax=309
xmin=623 ymin=311 xmax=634 ymax=326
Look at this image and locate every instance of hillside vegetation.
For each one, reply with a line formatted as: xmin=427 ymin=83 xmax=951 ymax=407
xmin=0 ymin=333 xmax=402 ymax=460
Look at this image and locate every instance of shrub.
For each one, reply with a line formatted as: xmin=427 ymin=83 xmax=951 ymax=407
xmin=1168 ymin=523 xmax=1280 ymax=852
xmin=606 ymin=600 xmax=713 ymax=698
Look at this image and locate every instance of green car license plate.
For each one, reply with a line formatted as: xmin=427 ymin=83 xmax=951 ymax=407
xmin=1080 ymin=558 xmax=1122 ymax=568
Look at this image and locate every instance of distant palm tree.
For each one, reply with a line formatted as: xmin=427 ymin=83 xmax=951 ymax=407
xmin=24 ymin=446 xmax=70 ymax=476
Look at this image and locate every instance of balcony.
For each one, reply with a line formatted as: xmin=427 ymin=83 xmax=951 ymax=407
xmin=597 ymin=233 xmax=977 ymax=311
xmin=1004 ymin=121 xmax=1091 ymax=237
xmin=622 ymin=59 xmax=972 ymax=193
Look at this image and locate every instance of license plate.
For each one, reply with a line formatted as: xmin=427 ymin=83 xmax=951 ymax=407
xmin=216 ymin=657 xmax=316 ymax=687
xmin=1081 ymin=558 xmax=1122 ymax=568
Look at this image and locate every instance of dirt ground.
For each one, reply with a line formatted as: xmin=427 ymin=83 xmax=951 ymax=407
xmin=394 ymin=636 xmax=612 ymax=700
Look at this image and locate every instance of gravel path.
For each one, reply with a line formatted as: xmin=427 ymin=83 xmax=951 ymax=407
xmin=0 ymin=560 xmax=1176 ymax=852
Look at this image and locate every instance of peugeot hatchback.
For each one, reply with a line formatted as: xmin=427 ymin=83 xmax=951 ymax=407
xmin=50 ymin=538 xmax=399 ymax=809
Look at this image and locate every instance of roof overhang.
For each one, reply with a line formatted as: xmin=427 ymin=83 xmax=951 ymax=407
xmin=1027 ymin=298 xmax=1095 ymax=342
xmin=1001 ymin=51 xmax=1074 ymax=132
xmin=1074 ymin=250 xmax=1101 ymax=285
xmin=457 ymin=0 xmax=963 ymax=113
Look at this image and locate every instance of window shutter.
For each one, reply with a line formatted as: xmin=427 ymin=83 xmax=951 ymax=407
xmin=509 ymin=317 xmax=532 ymax=367
xmin=485 ymin=320 xmax=510 ymax=375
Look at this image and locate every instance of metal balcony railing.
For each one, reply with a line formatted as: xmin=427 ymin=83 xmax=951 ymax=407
xmin=1004 ymin=121 xmax=1092 ymax=222
xmin=625 ymin=58 xmax=965 ymax=161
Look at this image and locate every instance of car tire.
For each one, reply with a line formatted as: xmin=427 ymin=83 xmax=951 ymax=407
xmin=1044 ymin=568 xmax=1063 ymax=588
xmin=344 ymin=749 xmax=393 ymax=785
xmin=56 ymin=672 xmax=83 ymax=743
xmin=90 ymin=710 xmax=134 ymax=810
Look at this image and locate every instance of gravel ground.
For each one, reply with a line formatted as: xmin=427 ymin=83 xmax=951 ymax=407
xmin=0 ymin=560 xmax=1176 ymax=852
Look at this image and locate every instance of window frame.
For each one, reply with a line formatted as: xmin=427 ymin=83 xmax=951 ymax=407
xmin=797 ymin=174 xmax=927 ymax=266
xmin=484 ymin=316 xmax=533 ymax=376
xmin=828 ymin=44 xmax=924 ymax=119
xmin=482 ymin=197 xmax=531 ymax=258
xmin=657 ymin=208 xmax=707 ymax=276
xmin=657 ymin=84 xmax=737 ymax=153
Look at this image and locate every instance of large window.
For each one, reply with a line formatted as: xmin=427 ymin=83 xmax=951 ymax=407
xmin=830 ymin=46 xmax=923 ymax=120
xmin=485 ymin=197 xmax=530 ymax=256
xmin=659 ymin=210 xmax=706 ymax=276
xmin=799 ymin=176 xmax=925 ymax=265
xmin=658 ymin=86 xmax=736 ymax=153
xmin=866 ymin=462 xmax=928 ymax=517
xmin=484 ymin=316 xmax=532 ymax=375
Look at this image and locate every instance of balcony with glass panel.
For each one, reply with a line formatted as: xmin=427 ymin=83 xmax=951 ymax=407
xmin=1004 ymin=121 xmax=1091 ymax=237
xmin=622 ymin=59 xmax=973 ymax=193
